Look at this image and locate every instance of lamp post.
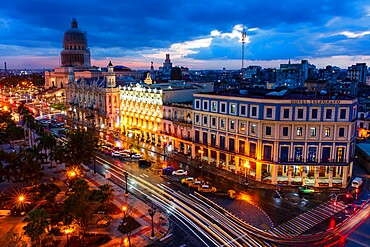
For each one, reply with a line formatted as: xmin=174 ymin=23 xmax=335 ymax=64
xmin=198 ymin=150 xmax=204 ymax=168
xmin=65 ymin=229 xmax=70 ymax=247
xmin=244 ymin=161 xmax=250 ymax=185
xmin=123 ymin=171 xmax=129 ymax=197
xmin=148 ymin=205 xmax=157 ymax=240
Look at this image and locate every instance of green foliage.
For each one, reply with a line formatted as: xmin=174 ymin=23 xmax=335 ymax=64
xmin=98 ymin=184 xmax=114 ymax=211
xmin=23 ymin=208 xmax=50 ymax=247
xmin=65 ymin=129 xmax=99 ymax=167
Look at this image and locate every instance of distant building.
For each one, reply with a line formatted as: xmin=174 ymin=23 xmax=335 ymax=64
xmin=276 ymin=60 xmax=315 ymax=88
xmin=244 ymin=65 xmax=262 ymax=79
xmin=348 ymin=63 xmax=367 ymax=85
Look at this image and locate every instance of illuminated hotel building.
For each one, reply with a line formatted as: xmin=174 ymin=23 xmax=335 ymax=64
xmin=120 ymin=82 xmax=213 ymax=149
xmin=193 ymin=90 xmax=357 ymax=188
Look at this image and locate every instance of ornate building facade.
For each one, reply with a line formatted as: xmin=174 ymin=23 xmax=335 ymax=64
xmin=192 ymin=90 xmax=357 ymax=188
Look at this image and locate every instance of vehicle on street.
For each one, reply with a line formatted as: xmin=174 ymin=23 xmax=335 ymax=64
xmin=111 ymin=151 xmax=121 ymax=157
xmin=138 ymin=159 xmax=151 ymax=168
xmin=104 ymin=150 xmax=113 ymax=156
xmin=131 ymin=153 xmax=143 ymax=159
xmin=181 ymin=177 xmax=195 ymax=185
xmin=298 ymin=185 xmax=315 ymax=194
xmin=162 ymin=166 xmax=175 ymax=175
xmin=188 ymin=180 xmax=203 ymax=189
xmin=198 ymin=184 xmax=217 ymax=193
xmin=351 ymin=177 xmax=363 ymax=188
xmin=172 ymin=169 xmax=188 ymax=176
xmin=119 ymin=153 xmax=130 ymax=159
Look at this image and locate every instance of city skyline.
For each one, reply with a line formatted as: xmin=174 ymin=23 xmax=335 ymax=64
xmin=1 ymin=0 xmax=370 ymax=70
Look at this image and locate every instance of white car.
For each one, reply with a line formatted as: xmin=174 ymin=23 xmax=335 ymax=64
xmin=172 ymin=170 xmax=188 ymax=176
xmin=111 ymin=151 xmax=121 ymax=157
xmin=131 ymin=153 xmax=143 ymax=159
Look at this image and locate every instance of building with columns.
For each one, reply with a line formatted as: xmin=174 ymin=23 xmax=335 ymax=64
xmin=65 ymin=62 xmax=120 ymax=132
xmin=119 ymin=82 xmax=213 ymax=151
xmin=192 ymin=89 xmax=357 ymax=188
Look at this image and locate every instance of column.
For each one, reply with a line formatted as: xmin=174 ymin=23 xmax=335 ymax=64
xmin=191 ymin=145 xmax=196 ymax=159
xmin=207 ymin=149 xmax=211 ymax=164
xmin=255 ymin=162 xmax=262 ymax=182
xmin=184 ymin=144 xmax=188 ymax=155
xmin=271 ymin=165 xmax=278 ymax=185
xmin=341 ymin=166 xmax=349 ymax=188
xmin=216 ymin=151 xmax=220 ymax=167
xmin=301 ymin=171 xmax=306 ymax=186
xmin=328 ymin=167 xmax=333 ymax=187
xmin=314 ymin=166 xmax=319 ymax=187
xmin=288 ymin=166 xmax=293 ymax=185
xmin=235 ymin=157 xmax=240 ymax=173
xmin=225 ymin=154 xmax=230 ymax=170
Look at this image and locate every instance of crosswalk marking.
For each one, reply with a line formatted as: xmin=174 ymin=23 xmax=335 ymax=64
xmin=268 ymin=200 xmax=348 ymax=237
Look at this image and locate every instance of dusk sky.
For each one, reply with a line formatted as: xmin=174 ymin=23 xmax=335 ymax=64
xmin=1 ymin=0 xmax=370 ymax=70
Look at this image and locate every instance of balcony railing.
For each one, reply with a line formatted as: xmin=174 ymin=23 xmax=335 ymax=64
xmin=277 ymin=158 xmax=348 ymax=164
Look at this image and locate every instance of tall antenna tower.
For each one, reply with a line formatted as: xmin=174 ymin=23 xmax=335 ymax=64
xmin=241 ymin=27 xmax=246 ymax=80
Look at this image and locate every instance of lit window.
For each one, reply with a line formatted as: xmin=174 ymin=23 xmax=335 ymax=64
xmin=240 ymin=122 xmax=246 ymax=131
xmin=325 ymin=128 xmax=330 ymax=137
xmin=251 ymin=124 xmax=257 ymax=134
xmin=297 ymin=127 xmax=302 ymax=136
xmin=230 ymin=120 xmax=235 ymax=129
xmin=220 ymin=119 xmax=225 ymax=128
xmin=230 ymin=104 xmax=236 ymax=114
xmin=211 ymin=102 xmax=217 ymax=112
xmin=310 ymin=127 xmax=316 ymax=137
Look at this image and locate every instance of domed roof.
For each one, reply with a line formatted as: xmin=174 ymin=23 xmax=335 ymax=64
xmin=63 ymin=18 xmax=88 ymax=49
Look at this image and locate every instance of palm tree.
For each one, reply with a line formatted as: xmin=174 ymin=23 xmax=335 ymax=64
xmin=36 ymin=131 xmax=57 ymax=166
xmin=23 ymin=208 xmax=50 ymax=246
xmin=98 ymin=184 xmax=114 ymax=211
xmin=49 ymin=142 xmax=66 ymax=172
xmin=18 ymin=104 xmax=35 ymax=146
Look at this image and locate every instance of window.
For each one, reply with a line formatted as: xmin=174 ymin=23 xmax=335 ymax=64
xmin=195 ymin=130 xmax=200 ymax=142
xmin=203 ymin=101 xmax=208 ymax=111
xmin=325 ymin=127 xmax=330 ymax=137
xmin=251 ymin=124 xmax=257 ymax=134
xmin=229 ymin=138 xmax=235 ymax=152
xmin=251 ymin=106 xmax=257 ymax=117
xmin=250 ymin=143 xmax=257 ymax=158
xmin=283 ymin=127 xmax=288 ymax=136
xmin=280 ymin=147 xmax=289 ymax=162
xmin=211 ymin=117 xmax=216 ymax=126
xmin=337 ymin=147 xmax=345 ymax=162
xmin=263 ymin=145 xmax=272 ymax=161
xmin=297 ymin=127 xmax=302 ymax=136
xmin=294 ymin=147 xmax=303 ymax=162
xmin=211 ymin=102 xmax=217 ymax=112
xmin=311 ymin=109 xmax=318 ymax=119
xmin=240 ymin=122 xmax=246 ymax=131
xmin=339 ymin=127 xmax=345 ymax=137
xmin=326 ymin=109 xmax=332 ymax=119
xmin=340 ymin=109 xmax=346 ymax=119
xmin=211 ymin=134 xmax=216 ymax=146
xmin=195 ymin=114 xmax=200 ymax=123
xmin=220 ymin=119 xmax=225 ymax=128
xmin=221 ymin=103 xmax=226 ymax=113
xmin=220 ymin=136 xmax=225 ymax=149
xmin=310 ymin=127 xmax=316 ymax=137
xmin=307 ymin=147 xmax=317 ymax=162
xmin=195 ymin=100 xmax=200 ymax=109
xmin=203 ymin=132 xmax=208 ymax=144
xmin=297 ymin=109 xmax=304 ymax=119
xmin=322 ymin=147 xmax=331 ymax=162
xmin=203 ymin=116 xmax=208 ymax=125
xmin=230 ymin=120 xmax=235 ymax=130
xmin=266 ymin=108 xmax=272 ymax=118
xmin=283 ymin=109 xmax=290 ymax=119
xmin=230 ymin=104 xmax=236 ymax=114
xmin=240 ymin=105 xmax=246 ymax=115
xmin=266 ymin=126 xmax=271 ymax=135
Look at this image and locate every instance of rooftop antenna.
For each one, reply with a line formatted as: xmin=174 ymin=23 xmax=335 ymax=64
xmin=241 ymin=27 xmax=246 ymax=81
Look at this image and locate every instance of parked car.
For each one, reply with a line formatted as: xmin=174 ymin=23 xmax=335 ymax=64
xmin=172 ymin=169 xmax=188 ymax=176
xmin=181 ymin=177 xmax=195 ymax=185
xmin=111 ymin=151 xmax=121 ymax=157
xmin=162 ymin=166 xmax=175 ymax=175
xmin=298 ymin=185 xmax=315 ymax=194
xmin=104 ymin=150 xmax=113 ymax=156
xmin=198 ymin=184 xmax=217 ymax=193
xmin=188 ymin=180 xmax=203 ymax=189
xmin=138 ymin=159 xmax=151 ymax=168
xmin=119 ymin=153 xmax=130 ymax=159
xmin=131 ymin=153 xmax=143 ymax=159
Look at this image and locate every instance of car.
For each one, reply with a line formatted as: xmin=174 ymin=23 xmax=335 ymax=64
xmin=119 ymin=153 xmax=130 ymax=159
xmin=124 ymin=149 xmax=135 ymax=154
xmin=138 ymin=159 xmax=151 ymax=168
xmin=298 ymin=185 xmax=315 ymax=194
xmin=188 ymin=180 xmax=204 ymax=189
xmin=131 ymin=153 xmax=143 ymax=159
xmin=181 ymin=177 xmax=195 ymax=185
xmin=162 ymin=166 xmax=175 ymax=175
xmin=104 ymin=150 xmax=113 ymax=156
xmin=198 ymin=184 xmax=217 ymax=193
xmin=111 ymin=151 xmax=121 ymax=157
xmin=172 ymin=169 xmax=188 ymax=176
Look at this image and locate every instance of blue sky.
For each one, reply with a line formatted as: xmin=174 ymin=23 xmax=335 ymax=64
xmin=1 ymin=0 xmax=370 ymax=70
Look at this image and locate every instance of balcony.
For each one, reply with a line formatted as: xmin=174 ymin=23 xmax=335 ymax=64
xmin=277 ymin=158 xmax=348 ymax=165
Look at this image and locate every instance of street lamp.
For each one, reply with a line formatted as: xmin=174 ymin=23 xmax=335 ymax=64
xmin=148 ymin=205 xmax=157 ymax=240
xmin=244 ymin=161 xmax=250 ymax=185
xmin=123 ymin=171 xmax=129 ymax=197
xmin=198 ymin=150 xmax=204 ymax=168
xmin=65 ymin=229 xmax=70 ymax=247
xmin=122 ymin=205 xmax=127 ymax=219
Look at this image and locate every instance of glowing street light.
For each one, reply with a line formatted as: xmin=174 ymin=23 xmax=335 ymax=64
xmin=244 ymin=161 xmax=250 ymax=185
